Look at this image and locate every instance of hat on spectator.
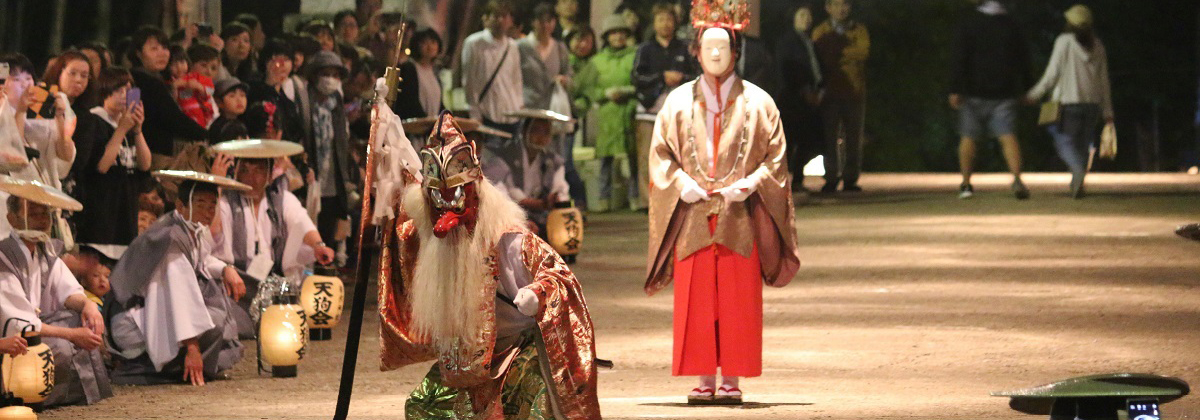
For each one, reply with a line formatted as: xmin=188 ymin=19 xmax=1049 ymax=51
xmin=0 ymin=175 xmax=82 ymax=211
xmin=152 ymin=170 xmax=251 ymax=191
xmin=505 ymin=109 xmax=574 ymax=123
xmin=1064 ymin=4 xmax=1092 ymax=28
xmin=305 ymin=50 xmax=349 ymax=79
xmin=211 ymin=139 xmax=305 ymax=159
xmin=214 ymin=77 xmax=249 ymax=99
xmin=599 ymin=15 xmax=632 ymax=41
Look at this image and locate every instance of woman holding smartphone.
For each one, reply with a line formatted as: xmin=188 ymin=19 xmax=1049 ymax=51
xmin=128 ymin=25 xmax=208 ymax=171
xmin=71 ymin=67 xmax=151 ymax=245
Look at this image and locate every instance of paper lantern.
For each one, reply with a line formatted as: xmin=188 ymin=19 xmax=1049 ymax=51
xmin=0 ymin=406 xmax=35 ymax=420
xmin=1 ymin=332 xmax=53 ymax=405
xmin=299 ymin=267 xmax=344 ymax=341
xmin=546 ymin=201 xmax=584 ymax=263
xmin=258 ymin=295 xmax=307 ymax=377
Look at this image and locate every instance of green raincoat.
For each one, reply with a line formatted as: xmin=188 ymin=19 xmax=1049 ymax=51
xmin=576 ymin=45 xmax=637 ymax=158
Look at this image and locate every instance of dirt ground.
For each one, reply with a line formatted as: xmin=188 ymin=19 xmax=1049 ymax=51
xmin=43 ymin=173 xmax=1200 ymax=419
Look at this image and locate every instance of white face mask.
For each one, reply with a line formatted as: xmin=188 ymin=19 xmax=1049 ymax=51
xmin=15 ymin=230 xmax=50 ymax=244
xmin=317 ymin=76 xmax=343 ymax=96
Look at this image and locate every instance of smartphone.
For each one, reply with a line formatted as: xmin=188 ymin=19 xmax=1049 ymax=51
xmin=37 ymin=85 xmax=60 ymax=119
xmin=0 ymin=63 xmax=9 ymax=82
xmin=1127 ymin=398 xmax=1161 ymax=420
xmin=27 ymin=85 xmax=50 ymax=118
xmin=126 ymin=87 xmax=142 ymax=108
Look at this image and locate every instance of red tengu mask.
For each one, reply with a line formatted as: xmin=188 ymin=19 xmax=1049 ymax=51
xmin=419 ymin=112 xmax=484 ymax=238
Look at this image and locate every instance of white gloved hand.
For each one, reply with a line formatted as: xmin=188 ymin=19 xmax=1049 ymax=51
xmin=514 ymin=288 xmax=539 ymax=317
xmin=678 ymin=171 xmax=709 ymax=204
xmin=718 ymin=169 xmax=767 ymax=203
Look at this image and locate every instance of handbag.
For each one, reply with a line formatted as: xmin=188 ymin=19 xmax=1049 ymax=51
xmin=1037 ymin=101 xmax=1060 ymax=126
xmin=1098 ymin=122 xmax=1117 ymax=160
xmin=548 ymin=82 xmax=574 ymax=135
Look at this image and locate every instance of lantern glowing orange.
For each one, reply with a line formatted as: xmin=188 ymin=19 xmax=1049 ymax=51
xmin=258 ymin=295 xmax=306 ymax=377
xmin=546 ymin=201 xmax=584 ymax=263
xmin=1 ymin=332 xmax=53 ymax=405
xmin=299 ymin=267 xmax=344 ymax=341
xmin=0 ymin=406 xmax=35 ymax=420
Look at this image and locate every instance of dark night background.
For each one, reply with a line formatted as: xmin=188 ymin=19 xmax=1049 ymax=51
xmin=3 ymin=0 xmax=1197 ymax=173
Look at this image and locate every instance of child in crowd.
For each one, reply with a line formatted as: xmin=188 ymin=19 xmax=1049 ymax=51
xmin=208 ymin=77 xmax=249 ymax=143
xmin=137 ymin=179 xmax=167 ymax=234
xmin=177 ymin=44 xmax=221 ymax=128
xmin=62 ymin=245 xmax=117 ymax=310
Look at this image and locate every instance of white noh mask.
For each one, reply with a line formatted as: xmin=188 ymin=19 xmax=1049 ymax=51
xmin=699 ymin=28 xmax=734 ymax=78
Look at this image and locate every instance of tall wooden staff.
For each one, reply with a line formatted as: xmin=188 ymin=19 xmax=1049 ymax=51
xmin=334 ymin=22 xmax=407 ymax=420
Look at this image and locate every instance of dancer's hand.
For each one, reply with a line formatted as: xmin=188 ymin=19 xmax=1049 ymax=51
xmin=514 ymin=288 xmax=539 ymax=317
xmin=678 ymin=172 xmax=709 ymax=204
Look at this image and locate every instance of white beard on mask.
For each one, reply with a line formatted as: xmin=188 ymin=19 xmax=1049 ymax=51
xmin=401 ymin=179 xmax=527 ymax=352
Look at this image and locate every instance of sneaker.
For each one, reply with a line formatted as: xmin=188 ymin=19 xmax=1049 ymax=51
xmin=1011 ymin=179 xmax=1030 ymax=200
xmin=958 ymin=183 xmax=974 ymax=199
xmin=842 ymin=184 xmax=863 ymax=192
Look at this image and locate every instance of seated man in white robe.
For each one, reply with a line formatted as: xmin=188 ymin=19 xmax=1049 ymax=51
xmin=106 ymin=176 xmax=247 ymax=386
xmin=211 ymin=155 xmax=335 ymax=336
xmin=481 ymin=110 xmax=570 ymax=235
xmin=0 ymin=193 xmax=111 ymax=406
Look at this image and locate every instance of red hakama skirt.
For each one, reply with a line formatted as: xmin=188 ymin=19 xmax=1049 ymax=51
xmin=672 ymin=216 xmax=763 ymax=377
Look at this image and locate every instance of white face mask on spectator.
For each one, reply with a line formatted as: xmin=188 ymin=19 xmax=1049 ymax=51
xmin=16 ymin=229 xmax=50 ymax=244
xmin=317 ymin=76 xmax=343 ymax=96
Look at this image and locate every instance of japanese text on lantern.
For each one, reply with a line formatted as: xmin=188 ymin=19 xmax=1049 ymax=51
xmin=563 ymin=212 xmax=580 ymax=252
xmin=38 ymin=348 xmax=54 ymax=397
xmin=310 ymin=281 xmax=335 ymax=326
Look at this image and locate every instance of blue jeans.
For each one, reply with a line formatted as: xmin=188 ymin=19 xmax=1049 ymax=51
xmin=1047 ymin=104 xmax=1102 ymax=177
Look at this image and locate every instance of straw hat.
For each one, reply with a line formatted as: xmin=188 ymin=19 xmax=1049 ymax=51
xmin=152 ymin=170 xmax=251 ymax=192
xmin=504 ymin=109 xmax=574 ymax=123
xmin=211 ymin=139 xmax=305 ymax=159
xmin=0 ymin=176 xmax=82 ymax=211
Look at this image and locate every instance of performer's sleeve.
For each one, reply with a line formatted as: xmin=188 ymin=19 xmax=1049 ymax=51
xmin=649 ymin=103 xmax=686 ymax=195
xmin=0 ymin=273 xmax=41 ymax=335
xmin=211 ymin=198 xmax=235 ymax=265
xmin=518 ymin=235 xmax=579 ymax=317
xmin=752 ymin=97 xmax=789 ymax=190
xmin=498 ymin=233 xmax=533 ymax=300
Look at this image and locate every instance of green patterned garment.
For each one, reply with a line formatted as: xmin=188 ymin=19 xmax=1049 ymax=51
xmin=405 ymin=344 xmax=551 ymax=419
